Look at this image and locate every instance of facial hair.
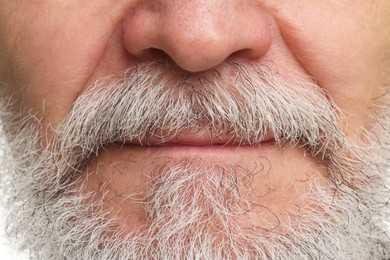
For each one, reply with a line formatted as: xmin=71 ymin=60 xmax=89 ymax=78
xmin=0 ymin=62 xmax=389 ymax=259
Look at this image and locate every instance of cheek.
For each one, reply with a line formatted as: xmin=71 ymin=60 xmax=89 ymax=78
xmin=273 ymin=1 xmax=382 ymax=129
xmin=0 ymin=2 xmax=131 ymax=126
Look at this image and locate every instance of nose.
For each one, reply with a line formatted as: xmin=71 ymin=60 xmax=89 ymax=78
xmin=123 ymin=1 xmax=272 ymax=72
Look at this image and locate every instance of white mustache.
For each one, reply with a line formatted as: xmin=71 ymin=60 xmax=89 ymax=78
xmin=51 ymin=61 xmax=344 ymax=170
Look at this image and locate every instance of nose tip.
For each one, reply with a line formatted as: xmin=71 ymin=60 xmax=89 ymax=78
xmin=123 ymin=2 xmax=272 ymax=72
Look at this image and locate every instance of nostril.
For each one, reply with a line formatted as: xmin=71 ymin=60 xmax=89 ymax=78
xmin=147 ymin=48 xmax=171 ymax=61
xmin=131 ymin=47 xmax=172 ymax=62
xmin=228 ymin=48 xmax=258 ymax=61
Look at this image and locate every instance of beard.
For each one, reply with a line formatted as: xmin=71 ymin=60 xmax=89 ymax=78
xmin=0 ymin=62 xmax=389 ymax=259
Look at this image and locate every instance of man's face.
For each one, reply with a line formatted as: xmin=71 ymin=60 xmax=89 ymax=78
xmin=0 ymin=1 xmax=389 ymax=259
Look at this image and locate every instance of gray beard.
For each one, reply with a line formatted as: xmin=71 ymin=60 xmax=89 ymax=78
xmin=0 ymin=62 xmax=389 ymax=259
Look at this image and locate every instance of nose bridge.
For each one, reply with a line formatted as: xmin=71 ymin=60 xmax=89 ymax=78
xmin=123 ymin=0 xmax=272 ymax=72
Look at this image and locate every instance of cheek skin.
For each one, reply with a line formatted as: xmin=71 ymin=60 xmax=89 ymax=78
xmin=271 ymin=1 xmax=389 ymax=136
xmin=0 ymin=1 xmax=136 ymax=128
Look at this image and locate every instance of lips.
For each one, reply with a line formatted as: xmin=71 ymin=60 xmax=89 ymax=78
xmin=116 ymin=129 xmax=275 ymax=147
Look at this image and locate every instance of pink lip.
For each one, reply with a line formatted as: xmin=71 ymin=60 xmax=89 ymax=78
xmin=117 ymin=131 xmax=275 ymax=147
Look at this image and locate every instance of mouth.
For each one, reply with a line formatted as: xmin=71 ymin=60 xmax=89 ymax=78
xmin=115 ymin=129 xmax=276 ymax=148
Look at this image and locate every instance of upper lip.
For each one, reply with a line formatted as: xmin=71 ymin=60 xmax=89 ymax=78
xmin=117 ymin=129 xmax=275 ymax=147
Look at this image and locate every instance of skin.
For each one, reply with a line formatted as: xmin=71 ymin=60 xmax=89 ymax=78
xmin=0 ymin=0 xmax=389 ymax=235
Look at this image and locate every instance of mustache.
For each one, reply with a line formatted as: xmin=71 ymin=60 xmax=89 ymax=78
xmin=51 ymin=61 xmax=344 ymax=168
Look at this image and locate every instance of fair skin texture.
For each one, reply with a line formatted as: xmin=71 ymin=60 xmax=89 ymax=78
xmin=0 ymin=0 xmax=389 ymax=242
